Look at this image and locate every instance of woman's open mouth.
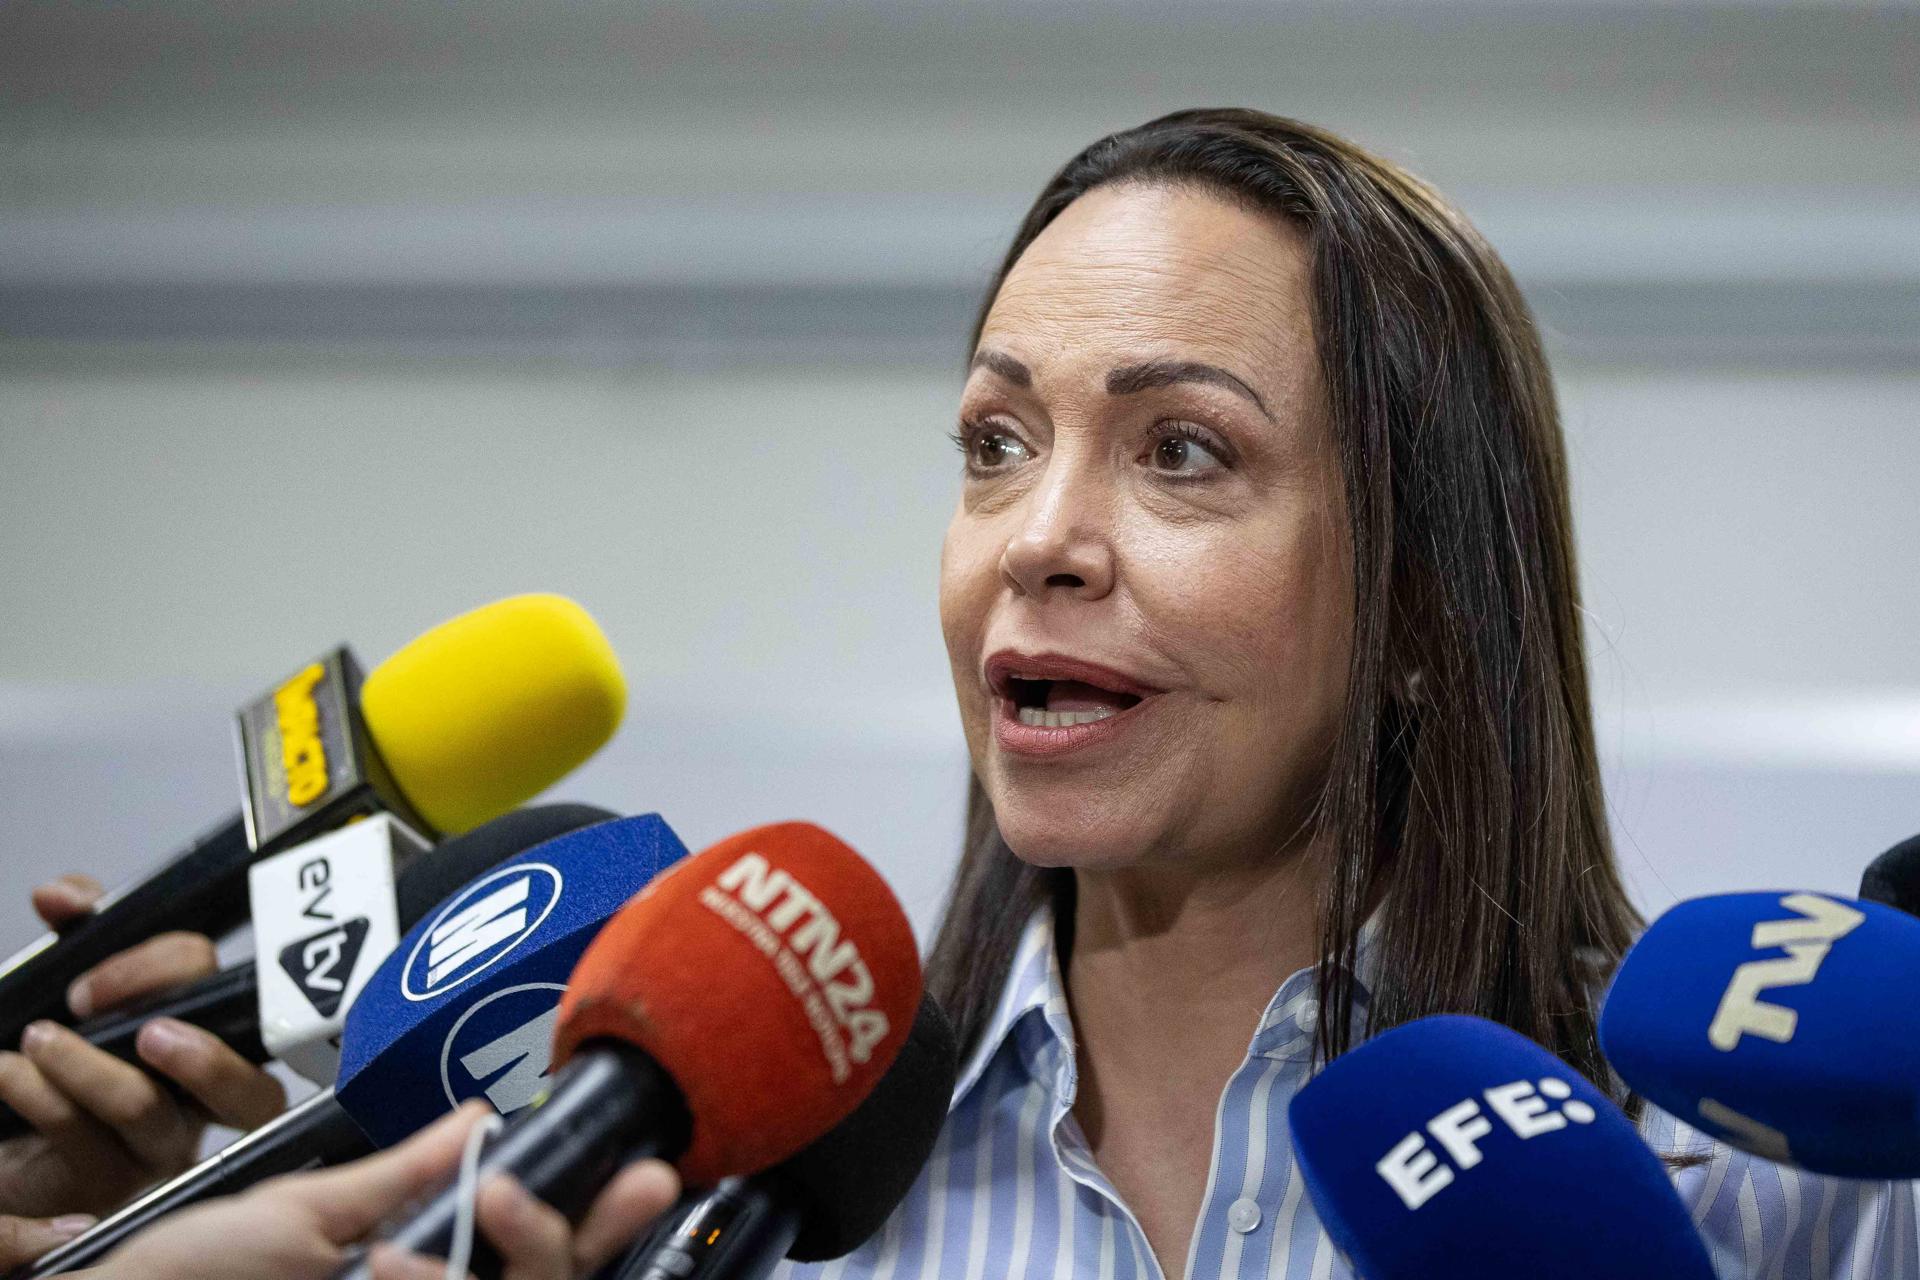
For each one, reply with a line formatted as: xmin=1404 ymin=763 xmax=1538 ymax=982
xmin=985 ymin=651 xmax=1163 ymax=757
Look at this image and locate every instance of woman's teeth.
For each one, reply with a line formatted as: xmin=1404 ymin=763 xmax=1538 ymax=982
xmin=1016 ymin=706 xmax=1118 ymax=728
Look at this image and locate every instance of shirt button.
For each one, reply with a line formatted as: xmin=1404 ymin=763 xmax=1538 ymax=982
xmin=1227 ymin=1197 xmax=1262 ymax=1233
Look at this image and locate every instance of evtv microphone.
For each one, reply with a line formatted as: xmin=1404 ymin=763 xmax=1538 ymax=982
xmin=1289 ymin=1015 xmax=1715 ymax=1279
xmin=11 ymin=804 xmax=617 ymax=1129
xmin=617 ymin=995 xmax=956 ymax=1280
xmin=1860 ymin=833 xmax=1920 ymax=917
xmin=0 ymin=593 xmax=626 ymax=1050
xmin=17 ymin=811 xmax=681 ymax=1279
xmin=1599 ymin=890 xmax=1920 ymax=1178
xmin=334 ymin=822 xmax=922 ymax=1280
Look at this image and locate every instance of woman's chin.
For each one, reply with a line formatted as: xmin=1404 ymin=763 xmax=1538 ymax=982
xmin=992 ymin=801 xmax=1164 ymax=871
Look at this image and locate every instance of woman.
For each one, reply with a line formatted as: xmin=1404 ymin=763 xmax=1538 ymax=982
xmin=773 ymin=109 xmax=1914 ymax=1279
xmin=3 ymin=108 xmax=1912 ymax=1278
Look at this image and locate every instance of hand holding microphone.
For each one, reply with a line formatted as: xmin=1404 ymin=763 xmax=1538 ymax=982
xmin=84 ymin=1103 xmax=680 ymax=1280
xmin=0 ymin=875 xmax=285 ymax=1261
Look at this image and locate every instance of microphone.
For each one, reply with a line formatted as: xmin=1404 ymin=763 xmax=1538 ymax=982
xmin=615 ymin=994 xmax=956 ymax=1280
xmin=1860 ymin=833 xmax=1920 ymax=917
xmin=1289 ymin=1014 xmax=1716 ymax=1279
xmin=334 ymin=821 xmax=922 ymax=1280
xmin=15 ymin=812 xmax=687 ymax=1279
xmin=14 ymin=804 xmax=616 ymax=1121
xmin=0 ymin=593 xmax=626 ymax=1050
xmin=1599 ymin=889 xmax=1920 ymax=1178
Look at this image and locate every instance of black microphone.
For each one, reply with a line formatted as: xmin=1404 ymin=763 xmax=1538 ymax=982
xmin=1860 ymin=833 xmax=1920 ymax=917
xmin=0 ymin=595 xmax=626 ymax=1051
xmin=614 ymin=995 xmax=956 ymax=1280
xmin=0 ymin=805 xmax=617 ymax=1143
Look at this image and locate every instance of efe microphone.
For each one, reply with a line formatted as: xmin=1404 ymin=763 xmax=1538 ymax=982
xmin=1289 ymin=1014 xmax=1715 ymax=1279
xmin=333 ymin=821 xmax=922 ymax=1280
xmin=0 ymin=593 xmax=626 ymax=1051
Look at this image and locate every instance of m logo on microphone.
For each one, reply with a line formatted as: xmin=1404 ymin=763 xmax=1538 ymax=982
xmin=402 ymin=864 xmax=563 ymax=1001
xmin=440 ymin=982 xmax=565 ymax=1114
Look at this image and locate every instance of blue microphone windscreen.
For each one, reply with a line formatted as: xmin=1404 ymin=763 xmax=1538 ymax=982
xmin=1600 ymin=890 xmax=1920 ymax=1178
xmin=1289 ymin=1014 xmax=1714 ymax=1279
xmin=335 ymin=813 xmax=687 ymax=1148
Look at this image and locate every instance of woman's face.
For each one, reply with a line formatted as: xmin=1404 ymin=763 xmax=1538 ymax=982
xmin=939 ymin=181 xmax=1354 ymax=874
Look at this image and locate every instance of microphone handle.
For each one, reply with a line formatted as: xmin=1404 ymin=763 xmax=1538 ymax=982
xmin=613 ymin=1178 xmax=802 ymax=1280
xmin=0 ymin=962 xmax=266 ymax=1143
xmin=0 ymin=813 xmax=255 ymax=1049
xmin=333 ymin=1045 xmax=692 ymax=1280
xmin=11 ymin=1089 xmax=374 ymax=1279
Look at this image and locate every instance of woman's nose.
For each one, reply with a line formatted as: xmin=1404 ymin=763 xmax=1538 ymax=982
xmin=998 ymin=460 xmax=1116 ymax=601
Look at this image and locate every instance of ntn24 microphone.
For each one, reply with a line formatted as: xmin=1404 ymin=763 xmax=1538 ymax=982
xmin=1600 ymin=889 xmax=1920 ymax=1178
xmin=335 ymin=813 xmax=688 ymax=1147
xmin=331 ymin=821 xmax=924 ymax=1280
xmin=1289 ymin=1014 xmax=1716 ymax=1280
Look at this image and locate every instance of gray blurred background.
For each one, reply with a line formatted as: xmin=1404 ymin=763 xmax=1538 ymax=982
xmin=3 ymin=0 xmax=1917 ymax=952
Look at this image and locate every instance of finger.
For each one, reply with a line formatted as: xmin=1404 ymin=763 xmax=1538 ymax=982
xmin=0 ymin=1213 xmax=98 ymax=1270
xmin=67 ymin=931 xmax=218 ymax=1019
xmin=570 ymin=1159 xmax=681 ymax=1274
xmin=136 ymin=1018 xmax=286 ymax=1130
xmin=21 ymin=1020 xmax=197 ymax=1171
xmin=0 ymin=1044 xmax=122 ymax=1153
xmin=30 ymin=874 xmax=103 ymax=930
xmin=367 ymin=1242 xmax=469 ymax=1280
xmin=479 ymin=1174 xmax=570 ymax=1280
xmin=273 ymin=1102 xmax=489 ymax=1244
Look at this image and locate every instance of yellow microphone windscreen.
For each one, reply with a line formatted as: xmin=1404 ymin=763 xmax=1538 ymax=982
xmin=359 ymin=594 xmax=626 ymax=834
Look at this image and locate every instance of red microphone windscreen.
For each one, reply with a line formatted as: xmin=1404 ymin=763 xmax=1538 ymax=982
xmin=553 ymin=821 xmax=922 ymax=1186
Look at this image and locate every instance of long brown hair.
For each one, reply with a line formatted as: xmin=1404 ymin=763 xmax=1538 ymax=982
xmin=925 ymin=108 xmax=1641 ymax=1099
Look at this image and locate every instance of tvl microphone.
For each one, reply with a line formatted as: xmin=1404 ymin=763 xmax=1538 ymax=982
xmin=334 ymin=821 xmax=923 ymax=1280
xmin=17 ymin=811 xmax=680 ymax=1279
xmin=1600 ymin=889 xmax=1920 ymax=1178
xmin=1860 ymin=833 xmax=1920 ymax=917
xmin=1289 ymin=1015 xmax=1715 ymax=1280
xmin=0 ymin=804 xmax=621 ymax=1144
xmin=617 ymin=995 xmax=956 ymax=1280
xmin=0 ymin=593 xmax=626 ymax=1051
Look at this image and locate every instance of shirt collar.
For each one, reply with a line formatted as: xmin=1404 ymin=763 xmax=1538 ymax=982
xmin=951 ymin=896 xmax=1383 ymax=1109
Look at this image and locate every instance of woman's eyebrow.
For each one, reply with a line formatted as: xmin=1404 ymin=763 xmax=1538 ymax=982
xmin=968 ymin=348 xmax=1032 ymax=387
xmin=1106 ymin=360 xmax=1272 ymax=420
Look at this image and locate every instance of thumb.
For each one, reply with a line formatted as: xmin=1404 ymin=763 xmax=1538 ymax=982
xmin=269 ymin=1102 xmax=493 ymax=1245
xmin=0 ymin=1213 xmax=97 ymax=1269
xmin=30 ymin=874 xmax=103 ymax=929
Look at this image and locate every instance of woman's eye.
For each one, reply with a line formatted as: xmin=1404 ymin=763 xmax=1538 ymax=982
xmin=959 ymin=424 xmax=1031 ymax=472
xmin=1147 ymin=428 xmax=1228 ymax=475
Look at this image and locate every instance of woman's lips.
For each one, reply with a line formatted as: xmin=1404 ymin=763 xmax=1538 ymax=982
xmin=992 ymin=690 xmax=1155 ymax=757
xmin=981 ymin=651 xmax=1166 ymax=759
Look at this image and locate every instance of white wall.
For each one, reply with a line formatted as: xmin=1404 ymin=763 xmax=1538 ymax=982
xmin=3 ymin=359 xmax=1916 ymax=950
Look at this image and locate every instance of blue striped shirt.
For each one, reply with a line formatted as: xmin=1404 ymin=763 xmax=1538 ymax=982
xmin=775 ymin=903 xmax=1918 ymax=1280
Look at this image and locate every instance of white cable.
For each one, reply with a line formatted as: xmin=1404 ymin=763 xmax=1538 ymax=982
xmin=444 ymin=1111 xmax=506 ymax=1280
